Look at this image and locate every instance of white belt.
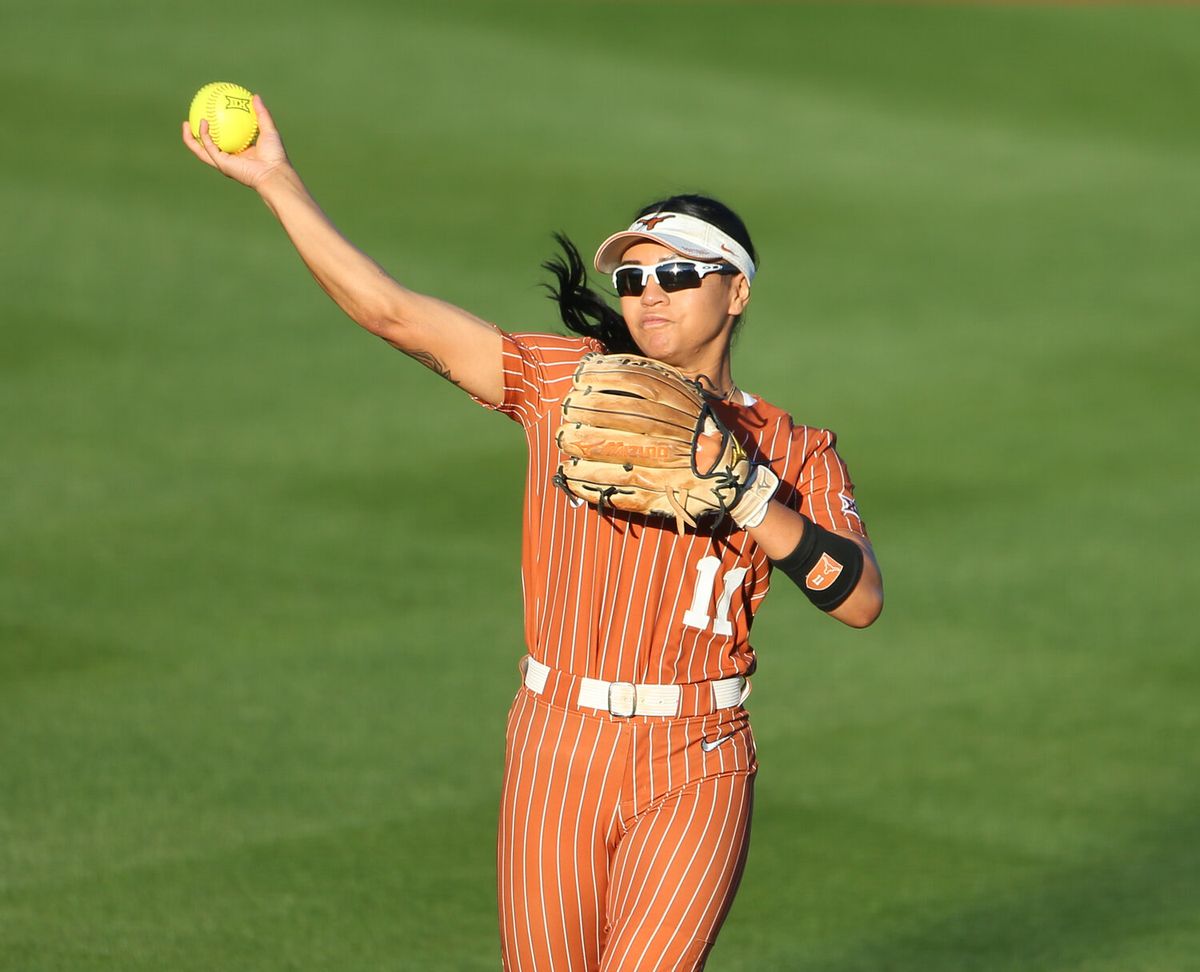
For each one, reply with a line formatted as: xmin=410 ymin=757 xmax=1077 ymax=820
xmin=523 ymin=656 xmax=749 ymax=718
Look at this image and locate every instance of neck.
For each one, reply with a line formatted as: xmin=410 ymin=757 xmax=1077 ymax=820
xmin=682 ymin=356 xmax=736 ymax=400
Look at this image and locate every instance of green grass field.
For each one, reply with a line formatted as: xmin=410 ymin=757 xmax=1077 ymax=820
xmin=3 ymin=2 xmax=1199 ymax=969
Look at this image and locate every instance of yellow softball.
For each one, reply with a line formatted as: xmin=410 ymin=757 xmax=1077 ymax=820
xmin=188 ymin=81 xmax=259 ymax=154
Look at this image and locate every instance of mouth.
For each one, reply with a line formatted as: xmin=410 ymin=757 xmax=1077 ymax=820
xmin=640 ymin=316 xmax=671 ymax=328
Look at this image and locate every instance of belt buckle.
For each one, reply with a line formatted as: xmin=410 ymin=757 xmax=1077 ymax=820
xmin=608 ymin=681 xmax=637 ymax=718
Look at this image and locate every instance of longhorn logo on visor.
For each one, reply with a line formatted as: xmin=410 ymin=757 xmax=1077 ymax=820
xmin=636 ymin=215 xmax=673 ymax=230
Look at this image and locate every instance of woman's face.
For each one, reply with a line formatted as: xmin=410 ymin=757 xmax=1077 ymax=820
xmin=616 ymin=241 xmax=749 ymax=369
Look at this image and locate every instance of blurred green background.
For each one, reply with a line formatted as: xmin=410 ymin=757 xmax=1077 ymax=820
xmin=3 ymin=2 xmax=1198 ymax=969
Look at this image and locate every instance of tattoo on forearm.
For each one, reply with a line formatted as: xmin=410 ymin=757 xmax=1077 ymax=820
xmin=406 ymin=348 xmax=457 ymax=385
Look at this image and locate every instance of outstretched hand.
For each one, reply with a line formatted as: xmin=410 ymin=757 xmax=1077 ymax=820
xmin=181 ymin=94 xmax=291 ymax=190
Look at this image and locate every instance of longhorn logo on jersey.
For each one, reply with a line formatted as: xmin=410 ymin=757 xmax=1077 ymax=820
xmin=805 ymin=553 xmax=844 ymax=591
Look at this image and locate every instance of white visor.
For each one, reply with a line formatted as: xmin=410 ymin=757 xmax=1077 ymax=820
xmin=593 ymin=212 xmax=756 ymax=284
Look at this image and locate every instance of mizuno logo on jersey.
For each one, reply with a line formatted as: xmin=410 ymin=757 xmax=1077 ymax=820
xmin=839 ymin=493 xmax=859 ymax=517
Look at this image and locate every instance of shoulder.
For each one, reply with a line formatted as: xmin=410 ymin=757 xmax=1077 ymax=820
xmin=717 ymin=390 xmax=835 ymax=461
xmin=717 ymin=391 xmax=855 ymax=508
xmin=727 ymin=390 xmax=865 ymax=532
xmin=490 ymin=331 xmax=605 ymax=422
xmin=505 ymin=331 xmax=605 ymax=363
xmin=505 ymin=330 xmax=606 ymax=387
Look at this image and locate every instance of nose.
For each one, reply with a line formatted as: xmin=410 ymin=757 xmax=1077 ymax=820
xmin=639 ymin=276 xmax=667 ymax=305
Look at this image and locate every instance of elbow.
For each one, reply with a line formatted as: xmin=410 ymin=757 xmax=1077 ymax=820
xmin=843 ymin=605 xmax=883 ymax=629
xmin=839 ymin=543 xmax=883 ymax=628
xmin=836 ymin=584 xmax=884 ymax=629
xmin=355 ymin=286 xmax=420 ymax=344
xmin=359 ymin=302 xmax=411 ymax=345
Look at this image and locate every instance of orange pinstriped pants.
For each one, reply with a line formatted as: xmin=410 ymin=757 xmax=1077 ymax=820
xmin=497 ymin=683 xmax=756 ymax=971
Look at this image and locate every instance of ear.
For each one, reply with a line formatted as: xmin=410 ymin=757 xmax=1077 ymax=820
xmin=726 ymin=274 xmax=751 ymax=316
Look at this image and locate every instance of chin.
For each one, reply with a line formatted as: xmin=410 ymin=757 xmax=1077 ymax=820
xmin=633 ymin=335 xmax=676 ymax=363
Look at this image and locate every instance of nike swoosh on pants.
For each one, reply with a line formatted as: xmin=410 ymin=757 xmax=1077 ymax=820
xmin=701 ymin=732 xmax=735 ymax=752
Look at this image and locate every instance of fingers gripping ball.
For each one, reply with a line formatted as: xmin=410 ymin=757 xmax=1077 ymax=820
xmin=554 ymin=353 xmax=755 ymax=535
xmin=188 ymin=82 xmax=259 ymax=153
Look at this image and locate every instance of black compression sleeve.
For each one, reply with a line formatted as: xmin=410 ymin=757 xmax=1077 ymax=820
xmin=770 ymin=516 xmax=865 ymax=612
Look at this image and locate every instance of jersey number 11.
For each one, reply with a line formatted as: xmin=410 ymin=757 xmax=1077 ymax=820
xmin=683 ymin=556 xmax=747 ymax=637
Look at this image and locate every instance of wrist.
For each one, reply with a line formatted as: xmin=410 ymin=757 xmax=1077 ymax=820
xmin=729 ymin=464 xmax=779 ymax=529
xmin=256 ymin=163 xmax=305 ymax=205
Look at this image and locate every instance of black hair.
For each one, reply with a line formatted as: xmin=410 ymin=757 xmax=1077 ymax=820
xmin=543 ymin=193 xmax=758 ymax=354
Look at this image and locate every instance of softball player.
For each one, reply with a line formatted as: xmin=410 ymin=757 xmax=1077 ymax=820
xmin=184 ymin=97 xmax=883 ymax=971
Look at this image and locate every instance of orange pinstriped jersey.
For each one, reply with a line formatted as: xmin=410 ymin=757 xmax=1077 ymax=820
xmin=482 ymin=333 xmax=867 ymax=686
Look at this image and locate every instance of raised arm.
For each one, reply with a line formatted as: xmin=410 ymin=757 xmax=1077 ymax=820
xmin=181 ymin=95 xmax=504 ymax=405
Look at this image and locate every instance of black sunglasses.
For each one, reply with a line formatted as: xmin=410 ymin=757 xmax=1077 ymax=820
xmin=612 ymin=260 xmax=739 ymax=298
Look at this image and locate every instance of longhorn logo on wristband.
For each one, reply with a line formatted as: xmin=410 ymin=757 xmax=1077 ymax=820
xmin=805 ymin=553 xmax=844 ymax=591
